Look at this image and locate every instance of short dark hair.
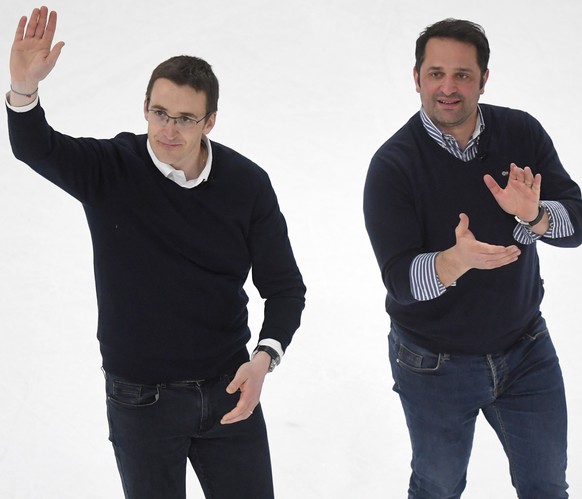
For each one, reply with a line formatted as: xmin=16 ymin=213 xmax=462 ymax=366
xmin=145 ymin=55 xmax=219 ymax=115
xmin=415 ymin=19 xmax=490 ymax=87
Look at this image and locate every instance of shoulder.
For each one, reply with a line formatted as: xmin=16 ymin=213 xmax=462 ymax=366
xmin=369 ymin=112 xmax=427 ymax=173
xmin=111 ymin=132 xmax=147 ymax=152
xmin=480 ymin=103 xmax=544 ymax=130
xmin=210 ymin=140 xmax=271 ymax=185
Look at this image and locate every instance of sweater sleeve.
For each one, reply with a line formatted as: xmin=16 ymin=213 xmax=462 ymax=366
xmin=248 ymin=173 xmax=306 ymax=352
xmin=363 ymin=141 xmax=426 ymax=306
xmin=527 ymin=113 xmax=582 ymax=247
xmin=7 ymin=102 xmax=118 ymax=205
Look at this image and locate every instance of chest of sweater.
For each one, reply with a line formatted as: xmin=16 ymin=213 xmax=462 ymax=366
xmin=85 ymin=170 xmax=255 ymax=279
xmin=409 ymin=144 xmax=527 ymax=250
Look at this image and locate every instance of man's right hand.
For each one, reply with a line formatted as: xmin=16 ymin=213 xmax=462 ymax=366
xmin=435 ymin=213 xmax=522 ymax=287
xmin=10 ymin=6 xmax=64 ymax=104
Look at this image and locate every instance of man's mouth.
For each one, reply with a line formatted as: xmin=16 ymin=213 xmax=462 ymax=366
xmin=157 ymin=140 xmax=181 ymax=149
xmin=436 ymin=97 xmax=462 ymax=106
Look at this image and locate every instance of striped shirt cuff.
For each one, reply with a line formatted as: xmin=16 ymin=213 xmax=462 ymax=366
xmin=513 ymin=201 xmax=574 ymax=245
xmin=410 ymin=252 xmax=448 ymax=301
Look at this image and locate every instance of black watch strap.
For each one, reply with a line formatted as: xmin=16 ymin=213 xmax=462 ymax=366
xmin=526 ymin=204 xmax=545 ymax=227
xmin=515 ymin=203 xmax=545 ymax=228
xmin=252 ymin=345 xmax=281 ymax=372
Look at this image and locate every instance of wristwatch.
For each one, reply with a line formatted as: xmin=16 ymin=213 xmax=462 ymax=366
xmin=252 ymin=345 xmax=281 ymax=373
xmin=515 ymin=203 xmax=545 ymax=228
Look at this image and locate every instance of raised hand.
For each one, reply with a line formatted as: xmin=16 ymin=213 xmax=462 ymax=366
xmin=10 ymin=6 xmax=64 ymax=98
xmin=483 ymin=163 xmax=541 ymax=222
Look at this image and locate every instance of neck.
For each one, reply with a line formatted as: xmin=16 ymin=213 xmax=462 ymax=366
xmin=439 ymin=113 xmax=478 ymax=150
xmin=184 ymin=140 xmax=207 ymax=181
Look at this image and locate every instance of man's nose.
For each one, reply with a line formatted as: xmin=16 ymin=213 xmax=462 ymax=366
xmin=163 ymin=117 xmax=179 ymax=135
xmin=440 ymin=76 xmax=458 ymax=95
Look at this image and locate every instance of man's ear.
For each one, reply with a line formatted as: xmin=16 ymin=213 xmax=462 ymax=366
xmin=480 ymin=68 xmax=490 ymax=94
xmin=203 ymin=112 xmax=217 ymax=135
xmin=413 ymin=67 xmax=421 ymax=93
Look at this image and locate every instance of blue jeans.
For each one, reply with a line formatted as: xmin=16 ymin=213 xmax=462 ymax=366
xmin=105 ymin=372 xmax=274 ymax=499
xmin=389 ymin=317 xmax=568 ymax=499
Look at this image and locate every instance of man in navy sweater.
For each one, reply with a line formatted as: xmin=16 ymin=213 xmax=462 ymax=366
xmin=364 ymin=19 xmax=582 ymax=498
xmin=7 ymin=7 xmax=305 ymax=499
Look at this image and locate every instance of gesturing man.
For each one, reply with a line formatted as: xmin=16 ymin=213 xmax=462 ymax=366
xmin=364 ymin=18 xmax=582 ymax=498
xmin=7 ymin=7 xmax=305 ymax=499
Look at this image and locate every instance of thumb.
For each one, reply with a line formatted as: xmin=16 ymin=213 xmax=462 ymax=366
xmin=456 ymin=213 xmax=469 ymax=233
xmin=45 ymin=41 xmax=65 ymax=71
xmin=483 ymin=173 xmax=501 ymax=195
xmin=225 ymin=380 xmax=239 ymax=395
xmin=226 ymin=373 xmax=244 ymax=394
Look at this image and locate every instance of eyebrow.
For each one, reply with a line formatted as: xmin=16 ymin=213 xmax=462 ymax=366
xmin=426 ymin=65 xmax=476 ymax=73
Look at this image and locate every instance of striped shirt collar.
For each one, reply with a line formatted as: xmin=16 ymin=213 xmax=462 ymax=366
xmin=420 ymin=106 xmax=485 ymax=162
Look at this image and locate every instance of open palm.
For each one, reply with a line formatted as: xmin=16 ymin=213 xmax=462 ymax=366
xmin=10 ymin=6 xmax=64 ymax=87
xmin=483 ymin=163 xmax=541 ymax=222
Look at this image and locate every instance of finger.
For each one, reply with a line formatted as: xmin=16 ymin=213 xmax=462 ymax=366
xmin=34 ymin=6 xmax=49 ymax=39
xmin=24 ymin=8 xmax=40 ymax=39
xmin=479 ymin=244 xmax=521 ymax=263
xmin=221 ymin=406 xmax=250 ymax=424
xmin=482 ymin=245 xmax=521 ymax=259
xmin=44 ymin=10 xmax=58 ymax=43
xmin=510 ymin=163 xmax=525 ymax=182
xmin=533 ymin=172 xmax=542 ymax=191
xmin=523 ymin=166 xmax=535 ymax=187
xmin=485 ymin=250 xmax=520 ymax=267
xmin=221 ymin=400 xmax=255 ymax=424
xmin=14 ymin=16 xmax=27 ymax=43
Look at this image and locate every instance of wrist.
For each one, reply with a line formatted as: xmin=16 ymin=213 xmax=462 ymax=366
xmin=515 ymin=203 xmax=545 ymax=227
xmin=9 ymin=82 xmax=39 ymax=107
xmin=251 ymin=351 xmax=272 ymax=374
xmin=10 ymin=82 xmax=39 ymax=97
xmin=251 ymin=345 xmax=281 ymax=373
xmin=436 ymin=248 xmax=468 ymax=287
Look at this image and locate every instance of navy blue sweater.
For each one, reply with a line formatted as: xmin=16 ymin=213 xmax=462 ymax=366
xmin=8 ymin=103 xmax=306 ymax=382
xmin=364 ymin=104 xmax=582 ymax=354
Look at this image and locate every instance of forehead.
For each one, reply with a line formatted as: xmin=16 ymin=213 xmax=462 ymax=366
xmin=422 ymin=37 xmax=479 ymax=70
xmin=149 ymin=78 xmax=207 ymax=114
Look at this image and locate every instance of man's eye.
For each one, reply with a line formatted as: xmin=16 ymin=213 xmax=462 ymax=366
xmin=178 ymin=116 xmax=194 ymax=125
xmin=154 ymin=110 xmax=166 ymax=118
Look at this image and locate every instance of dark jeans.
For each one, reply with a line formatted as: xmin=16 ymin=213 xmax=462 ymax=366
xmin=389 ymin=317 xmax=568 ymax=499
xmin=105 ymin=372 xmax=274 ymax=499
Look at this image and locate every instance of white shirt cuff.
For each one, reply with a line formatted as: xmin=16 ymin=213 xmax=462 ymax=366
xmin=5 ymin=92 xmax=39 ymax=112
xmin=257 ymin=338 xmax=284 ymax=359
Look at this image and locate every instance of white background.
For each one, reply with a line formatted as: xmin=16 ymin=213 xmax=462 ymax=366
xmin=1 ymin=1 xmax=581 ymax=497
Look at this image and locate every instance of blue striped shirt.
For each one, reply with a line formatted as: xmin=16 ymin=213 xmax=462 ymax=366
xmin=410 ymin=107 xmax=575 ymax=301
xmin=419 ymin=107 xmax=485 ymax=162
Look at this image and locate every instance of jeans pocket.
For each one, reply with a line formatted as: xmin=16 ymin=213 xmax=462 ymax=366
xmin=524 ymin=328 xmax=549 ymax=342
xmin=521 ymin=315 xmax=549 ymax=342
xmin=394 ymin=341 xmax=445 ymax=374
xmin=107 ymin=379 xmax=160 ymax=408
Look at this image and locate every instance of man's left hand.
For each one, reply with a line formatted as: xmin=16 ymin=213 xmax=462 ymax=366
xmin=220 ymin=351 xmax=271 ymax=424
xmin=483 ymin=162 xmax=541 ymax=221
